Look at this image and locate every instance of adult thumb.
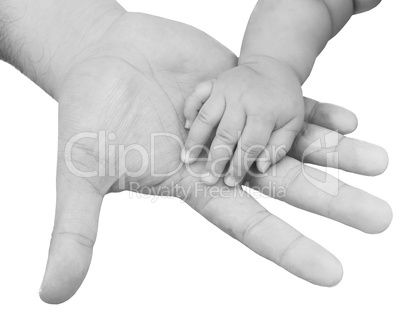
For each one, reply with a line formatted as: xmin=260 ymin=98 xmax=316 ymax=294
xmin=39 ymin=168 xmax=103 ymax=304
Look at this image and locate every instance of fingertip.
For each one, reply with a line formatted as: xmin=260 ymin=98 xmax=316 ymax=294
xmin=39 ymin=283 xmax=74 ymax=305
xmin=256 ymin=161 xmax=264 ymax=174
xmin=181 ymin=148 xmax=187 ymax=163
xmin=181 ymin=148 xmax=198 ymax=165
xmin=370 ymin=146 xmax=389 ymax=176
xmin=327 ymin=104 xmax=358 ymax=134
xmin=311 ymin=103 xmax=358 ymax=135
xmin=280 ymin=237 xmax=343 ymax=287
xmin=313 ymin=251 xmax=344 ymax=288
xmin=334 ymin=185 xmax=392 ymax=234
xmin=342 ymin=110 xmax=358 ymax=134
xmin=341 ymin=140 xmax=389 ymax=176
xmin=378 ymin=201 xmax=393 ymax=233
xmin=361 ymin=143 xmax=389 ymax=176
xmin=39 ymin=236 xmax=93 ymax=304
xmin=256 ymin=160 xmax=270 ymax=174
xmin=224 ymin=175 xmax=239 ymax=188
xmin=183 ymin=106 xmax=190 ymax=120
xmin=360 ymin=198 xmax=393 ymax=234
xmin=201 ymin=173 xmax=219 ymax=186
xmin=323 ymin=256 xmax=344 ymax=287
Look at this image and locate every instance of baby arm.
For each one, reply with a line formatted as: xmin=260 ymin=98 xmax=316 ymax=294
xmin=182 ymin=0 xmax=382 ymax=187
xmin=239 ymin=0 xmax=382 ymax=83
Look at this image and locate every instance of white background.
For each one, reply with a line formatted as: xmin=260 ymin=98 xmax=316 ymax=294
xmin=0 ymin=0 xmax=401 ymax=325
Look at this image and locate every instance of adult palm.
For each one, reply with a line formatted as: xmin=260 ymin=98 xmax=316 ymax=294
xmin=40 ymin=13 xmax=392 ymax=304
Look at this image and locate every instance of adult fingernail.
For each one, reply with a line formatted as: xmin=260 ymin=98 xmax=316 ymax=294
xmin=224 ymin=175 xmax=238 ymax=187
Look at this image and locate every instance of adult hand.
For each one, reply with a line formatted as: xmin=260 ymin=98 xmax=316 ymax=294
xmin=38 ymin=12 xmax=392 ymax=304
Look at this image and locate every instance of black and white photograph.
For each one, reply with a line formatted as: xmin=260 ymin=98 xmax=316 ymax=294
xmin=0 ymin=0 xmax=400 ymax=325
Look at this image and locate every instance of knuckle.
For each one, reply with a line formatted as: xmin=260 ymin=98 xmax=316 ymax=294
xmin=241 ymin=210 xmax=272 ymax=245
xmin=277 ymin=235 xmax=304 ymax=265
xmin=240 ymin=140 xmax=263 ymax=157
xmin=197 ymin=109 xmax=215 ymax=126
xmin=248 ymin=114 xmax=270 ymax=125
xmin=215 ymin=127 xmax=238 ymax=144
xmin=52 ymin=218 xmax=97 ymax=249
xmin=210 ymin=143 xmax=233 ymax=159
xmin=52 ymin=230 xmax=95 ymax=249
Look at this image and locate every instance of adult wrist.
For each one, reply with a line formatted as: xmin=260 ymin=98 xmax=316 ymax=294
xmin=0 ymin=0 xmax=126 ymax=98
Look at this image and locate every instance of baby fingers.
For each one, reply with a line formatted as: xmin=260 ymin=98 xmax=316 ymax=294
xmin=201 ymin=106 xmax=246 ymax=185
xmin=224 ymin=116 xmax=274 ymax=187
xmin=256 ymin=117 xmax=303 ymax=173
xmin=182 ymin=93 xmax=225 ymax=164
xmin=183 ymin=80 xmax=214 ymax=129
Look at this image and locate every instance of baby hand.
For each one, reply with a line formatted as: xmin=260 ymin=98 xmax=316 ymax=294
xmin=182 ymin=59 xmax=304 ymax=187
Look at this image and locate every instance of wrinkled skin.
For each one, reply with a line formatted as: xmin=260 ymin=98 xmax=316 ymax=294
xmin=40 ymin=13 xmax=392 ymax=304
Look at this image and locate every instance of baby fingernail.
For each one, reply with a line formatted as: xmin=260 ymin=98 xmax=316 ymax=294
xmin=185 ymin=120 xmax=191 ymax=129
xmin=181 ymin=148 xmax=198 ymax=164
xmin=224 ymin=175 xmax=238 ymax=187
xmin=202 ymin=173 xmax=218 ymax=185
xmin=181 ymin=148 xmax=186 ymax=162
xmin=262 ymin=161 xmax=271 ymax=173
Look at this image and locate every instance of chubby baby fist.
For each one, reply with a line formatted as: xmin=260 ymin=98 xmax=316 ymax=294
xmin=182 ymin=59 xmax=304 ymax=187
